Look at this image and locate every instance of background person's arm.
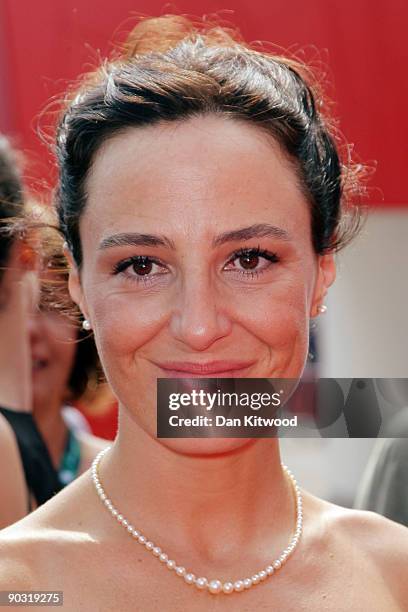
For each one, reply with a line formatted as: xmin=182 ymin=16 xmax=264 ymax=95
xmin=0 ymin=413 xmax=27 ymax=529
xmin=0 ymin=243 xmax=38 ymax=527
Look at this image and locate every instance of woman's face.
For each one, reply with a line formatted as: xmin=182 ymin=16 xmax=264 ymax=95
xmin=70 ymin=115 xmax=335 ymax=451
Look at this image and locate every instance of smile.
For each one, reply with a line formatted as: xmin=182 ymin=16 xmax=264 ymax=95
xmin=153 ymin=360 xmax=255 ymax=378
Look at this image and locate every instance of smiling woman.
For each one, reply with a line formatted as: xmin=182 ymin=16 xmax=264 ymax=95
xmin=0 ymin=14 xmax=407 ymax=611
xmin=69 ymin=116 xmax=332 ymax=457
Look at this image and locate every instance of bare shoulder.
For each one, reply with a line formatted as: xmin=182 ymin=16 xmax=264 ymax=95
xmin=328 ymin=500 xmax=408 ymax=556
xmin=0 ymin=418 xmax=36 ymax=586
xmin=0 ymin=525 xmax=41 ymax=589
xmin=0 ymin=471 xmax=98 ymax=589
xmin=307 ymin=492 xmax=408 ymax=604
xmin=340 ymin=507 xmax=408 ymax=603
xmin=0 ymin=412 xmax=19 ymax=454
xmin=0 ymin=413 xmax=27 ymax=528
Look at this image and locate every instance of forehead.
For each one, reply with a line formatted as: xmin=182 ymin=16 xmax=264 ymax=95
xmin=83 ymin=115 xmax=310 ymax=243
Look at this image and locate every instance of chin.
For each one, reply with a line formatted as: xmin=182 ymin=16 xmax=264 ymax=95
xmin=156 ymin=436 xmax=256 ymax=458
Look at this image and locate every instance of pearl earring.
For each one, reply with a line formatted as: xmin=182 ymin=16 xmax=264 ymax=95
xmin=317 ymin=304 xmax=327 ymax=315
xmin=82 ymin=319 xmax=92 ymax=331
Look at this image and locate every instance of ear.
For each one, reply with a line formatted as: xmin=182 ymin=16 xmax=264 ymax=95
xmin=63 ymin=244 xmax=90 ymax=322
xmin=310 ymin=253 xmax=336 ymax=318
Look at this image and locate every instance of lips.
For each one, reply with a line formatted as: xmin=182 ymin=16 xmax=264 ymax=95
xmin=154 ymin=360 xmax=255 ymax=378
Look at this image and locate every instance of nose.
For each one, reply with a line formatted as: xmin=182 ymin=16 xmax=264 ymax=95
xmin=169 ymin=274 xmax=232 ymax=351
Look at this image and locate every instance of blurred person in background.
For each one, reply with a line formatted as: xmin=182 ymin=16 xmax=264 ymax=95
xmin=29 ymin=215 xmax=108 ymax=486
xmin=354 ymin=437 xmax=408 ymax=527
xmin=354 ymin=387 xmax=408 ymax=527
xmin=0 ymin=135 xmax=61 ymax=528
xmin=0 ymin=141 xmax=106 ymax=529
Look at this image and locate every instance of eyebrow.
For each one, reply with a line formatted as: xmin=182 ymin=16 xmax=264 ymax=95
xmin=212 ymin=223 xmax=291 ymax=247
xmin=98 ymin=223 xmax=291 ymax=251
xmin=99 ymin=233 xmax=176 ymax=250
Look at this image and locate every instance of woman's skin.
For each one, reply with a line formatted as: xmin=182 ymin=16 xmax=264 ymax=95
xmin=29 ymin=307 xmax=108 ymax=478
xmin=0 ymin=417 xmax=27 ymax=529
xmin=0 ymin=239 xmax=38 ymax=527
xmin=0 ymin=240 xmax=36 ymax=413
xmin=0 ymin=116 xmax=407 ymax=610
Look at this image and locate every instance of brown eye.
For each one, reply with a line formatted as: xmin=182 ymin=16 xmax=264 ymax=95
xmin=223 ymin=248 xmax=279 ymax=276
xmin=113 ymin=255 xmax=169 ymax=281
xmin=238 ymin=253 xmax=260 ymax=270
xmin=132 ymin=257 xmax=153 ymax=275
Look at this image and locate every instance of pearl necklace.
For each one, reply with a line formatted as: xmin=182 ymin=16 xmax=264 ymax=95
xmin=91 ymin=447 xmax=303 ymax=595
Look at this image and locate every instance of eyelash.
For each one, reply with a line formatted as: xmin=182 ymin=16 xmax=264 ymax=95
xmin=112 ymin=247 xmax=280 ymax=284
xmin=225 ymin=247 xmax=279 ymax=278
xmin=112 ymin=256 xmax=165 ymax=285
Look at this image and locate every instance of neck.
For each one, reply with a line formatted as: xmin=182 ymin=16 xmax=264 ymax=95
xmin=0 ymin=278 xmax=31 ymax=412
xmin=101 ymin=408 xmax=295 ymax=572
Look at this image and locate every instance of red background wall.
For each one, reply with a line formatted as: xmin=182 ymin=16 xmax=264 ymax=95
xmin=1 ymin=0 xmax=407 ymax=206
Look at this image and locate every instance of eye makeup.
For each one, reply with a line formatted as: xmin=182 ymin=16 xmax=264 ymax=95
xmin=111 ymin=245 xmax=280 ymax=285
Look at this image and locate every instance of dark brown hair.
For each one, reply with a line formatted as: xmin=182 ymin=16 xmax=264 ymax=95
xmin=55 ymin=14 xmax=364 ymax=267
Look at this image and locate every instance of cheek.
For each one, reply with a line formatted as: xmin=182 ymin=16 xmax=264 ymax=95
xmin=88 ymin=291 xmax=166 ymax=385
xmin=236 ymin=278 xmax=310 ymax=342
xmin=268 ymin=289 xmax=309 ymax=343
xmin=229 ymin=276 xmax=311 ymax=378
xmin=268 ymin=304 xmax=310 ymax=375
xmin=44 ymin=321 xmax=78 ymax=365
xmin=93 ymin=292 xmax=165 ymax=348
xmin=56 ymin=346 xmax=77 ymax=382
xmin=50 ymin=327 xmax=77 ymax=367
